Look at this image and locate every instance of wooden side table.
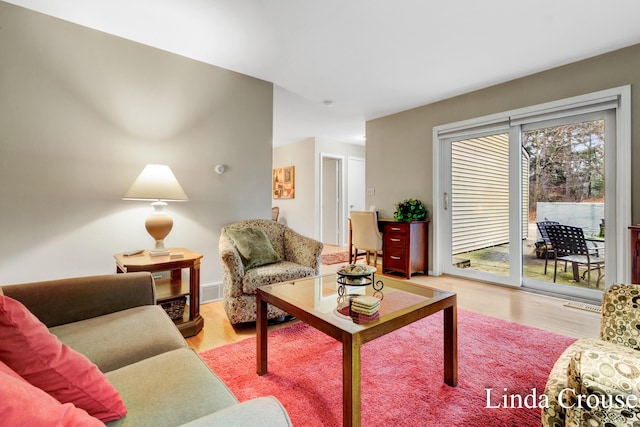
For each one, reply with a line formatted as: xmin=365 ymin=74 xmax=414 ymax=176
xmin=114 ymin=248 xmax=204 ymax=337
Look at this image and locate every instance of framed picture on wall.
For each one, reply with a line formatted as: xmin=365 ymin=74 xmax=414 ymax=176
xmin=273 ymin=166 xmax=295 ymax=199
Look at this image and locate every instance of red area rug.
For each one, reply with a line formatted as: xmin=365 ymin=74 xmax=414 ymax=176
xmin=199 ymin=309 xmax=575 ymax=426
xmin=320 ymin=251 xmax=351 ymax=265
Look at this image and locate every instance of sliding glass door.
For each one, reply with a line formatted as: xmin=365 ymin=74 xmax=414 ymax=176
xmin=441 ymin=127 xmax=521 ymax=287
xmin=450 ymin=133 xmax=510 ymax=277
xmin=434 ymin=88 xmax=628 ymax=300
xmin=521 ymin=111 xmax=614 ymax=296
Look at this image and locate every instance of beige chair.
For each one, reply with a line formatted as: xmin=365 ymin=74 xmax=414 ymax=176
xmin=349 ymin=210 xmax=383 ymax=266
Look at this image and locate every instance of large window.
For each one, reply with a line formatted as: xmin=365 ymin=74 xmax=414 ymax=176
xmin=433 ymin=87 xmax=630 ymax=301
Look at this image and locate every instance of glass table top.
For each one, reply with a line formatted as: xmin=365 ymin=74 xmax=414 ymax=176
xmin=259 ymin=273 xmax=455 ymax=333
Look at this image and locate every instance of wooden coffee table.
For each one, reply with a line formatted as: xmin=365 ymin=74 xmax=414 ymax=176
xmin=256 ymin=274 xmax=457 ymax=427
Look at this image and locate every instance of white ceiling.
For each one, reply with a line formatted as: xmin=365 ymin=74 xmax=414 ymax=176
xmin=6 ymin=0 xmax=640 ymax=146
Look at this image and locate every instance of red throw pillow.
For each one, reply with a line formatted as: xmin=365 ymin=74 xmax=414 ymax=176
xmin=0 ymin=295 xmax=127 ymax=422
xmin=0 ymin=359 xmax=104 ymax=426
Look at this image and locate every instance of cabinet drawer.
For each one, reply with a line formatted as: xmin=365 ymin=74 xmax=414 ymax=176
xmin=384 ymin=223 xmax=408 ymax=234
xmin=384 ymin=231 xmax=407 ymax=247
xmin=384 ymin=247 xmax=406 ymax=269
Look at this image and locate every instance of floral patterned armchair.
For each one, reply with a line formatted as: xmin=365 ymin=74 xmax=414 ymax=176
xmin=219 ymin=219 xmax=323 ymax=324
xmin=542 ymin=284 xmax=640 ymax=426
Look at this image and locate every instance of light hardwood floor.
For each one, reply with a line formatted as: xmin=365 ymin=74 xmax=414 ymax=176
xmin=186 ymin=245 xmax=600 ymax=353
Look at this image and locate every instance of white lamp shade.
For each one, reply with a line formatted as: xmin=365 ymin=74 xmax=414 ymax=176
xmin=123 ymin=164 xmax=188 ymax=201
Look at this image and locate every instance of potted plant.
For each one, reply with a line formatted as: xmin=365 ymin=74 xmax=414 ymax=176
xmin=393 ymin=199 xmax=428 ymax=222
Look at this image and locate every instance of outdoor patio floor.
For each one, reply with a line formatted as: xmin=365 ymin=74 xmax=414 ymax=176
xmin=455 ymin=241 xmax=605 ymax=291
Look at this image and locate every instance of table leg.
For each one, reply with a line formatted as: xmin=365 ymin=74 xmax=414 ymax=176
xmin=349 ymin=220 xmax=354 ymax=264
xmin=257 ymin=293 xmax=268 ymax=376
xmin=343 ymin=337 xmax=361 ymax=427
xmin=443 ymin=304 xmax=458 ymax=387
xmin=188 ymin=263 xmax=200 ymax=320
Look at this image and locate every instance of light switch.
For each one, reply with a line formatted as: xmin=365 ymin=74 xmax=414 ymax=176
xmin=367 ymin=188 xmax=375 ymax=196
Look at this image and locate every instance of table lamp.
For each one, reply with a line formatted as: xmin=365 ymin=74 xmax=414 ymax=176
xmin=123 ymin=164 xmax=188 ymax=256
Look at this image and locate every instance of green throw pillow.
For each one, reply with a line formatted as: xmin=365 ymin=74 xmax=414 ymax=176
xmin=225 ymin=227 xmax=281 ymax=270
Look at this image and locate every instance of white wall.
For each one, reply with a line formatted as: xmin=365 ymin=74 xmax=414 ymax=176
xmin=273 ymin=137 xmax=365 ymax=243
xmin=0 ymin=3 xmax=273 ymax=285
xmin=272 ymin=138 xmax=315 ymax=237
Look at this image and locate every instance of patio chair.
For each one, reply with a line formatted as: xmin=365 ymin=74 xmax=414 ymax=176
xmin=545 ymin=224 xmax=605 ymax=288
xmin=536 ymin=220 xmax=560 ymax=274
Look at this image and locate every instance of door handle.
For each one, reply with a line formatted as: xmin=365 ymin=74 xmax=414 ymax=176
xmin=444 ymin=192 xmax=449 ymax=210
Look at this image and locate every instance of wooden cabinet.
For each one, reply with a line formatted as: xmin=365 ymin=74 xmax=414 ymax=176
xmin=114 ymin=248 xmax=204 ymax=337
xmin=382 ymin=221 xmax=428 ymax=279
xmin=630 ymin=226 xmax=640 ymax=284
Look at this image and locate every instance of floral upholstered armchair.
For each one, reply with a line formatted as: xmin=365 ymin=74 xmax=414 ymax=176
xmin=542 ymin=284 xmax=640 ymax=427
xmin=219 ymin=219 xmax=323 ymax=324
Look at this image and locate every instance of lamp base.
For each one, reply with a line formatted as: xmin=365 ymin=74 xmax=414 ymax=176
xmin=149 ymin=246 xmax=170 ymax=257
xmin=145 ymin=201 xmax=173 ymax=256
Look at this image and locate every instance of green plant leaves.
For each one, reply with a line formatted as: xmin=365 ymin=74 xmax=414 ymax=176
xmin=393 ymin=198 xmax=427 ymax=222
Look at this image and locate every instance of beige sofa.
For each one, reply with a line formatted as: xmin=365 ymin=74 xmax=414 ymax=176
xmin=219 ymin=219 xmax=323 ymax=324
xmin=0 ymin=272 xmax=291 ymax=427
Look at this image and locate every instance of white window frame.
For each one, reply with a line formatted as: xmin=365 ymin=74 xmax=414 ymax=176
xmin=432 ymin=86 xmax=631 ymax=290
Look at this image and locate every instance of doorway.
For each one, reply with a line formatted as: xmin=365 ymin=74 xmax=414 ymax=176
xmin=321 ymin=155 xmax=342 ymax=246
xmin=347 ymin=157 xmax=366 ymax=213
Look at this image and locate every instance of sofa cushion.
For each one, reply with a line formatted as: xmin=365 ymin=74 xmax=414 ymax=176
xmin=0 ymin=273 xmax=155 ymax=328
xmin=542 ymin=337 xmax=594 ymax=427
xmin=0 ymin=359 xmax=104 ymax=426
xmin=564 ymin=342 xmax=640 ymax=425
xmin=181 ymin=396 xmax=292 ymax=427
xmin=0 ymin=295 xmax=127 ymax=422
xmin=242 ymin=261 xmax=316 ymax=294
xmin=50 ymin=305 xmax=186 ymax=373
xmin=601 ymin=283 xmax=640 ymax=350
xmin=224 ymin=219 xmax=287 ymax=257
xmin=105 ymin=348 xmax=239 ymax=427
xmin=226 ymin=227 xmax=282 ymax=270
xmin=567 ymin=340 xmax=640 ymax=397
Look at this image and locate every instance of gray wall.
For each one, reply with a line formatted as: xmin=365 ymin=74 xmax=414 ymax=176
xmin=0 ymin=3 xmax=274 ymax=284
xmin=366 ymin=43 xmax=640 ymax=270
